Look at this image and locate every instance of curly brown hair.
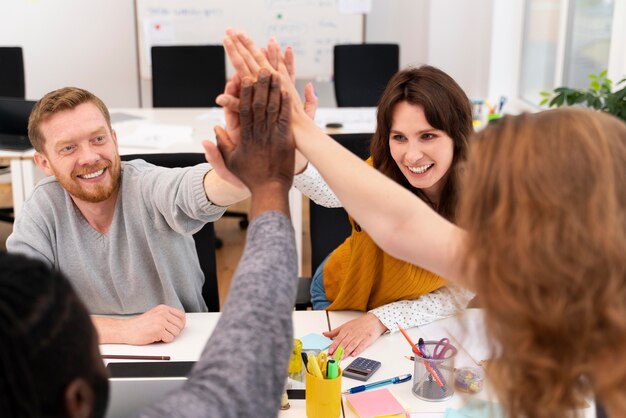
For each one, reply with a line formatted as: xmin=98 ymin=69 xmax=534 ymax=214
xmin=458 ymin=108 xmax=626 ymax=418
xmin=370 ymin=66 xmax=473 ymax=221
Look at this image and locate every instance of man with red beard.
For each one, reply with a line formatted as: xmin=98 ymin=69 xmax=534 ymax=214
xmin=7 ymin=87 xmax=249 ymax=345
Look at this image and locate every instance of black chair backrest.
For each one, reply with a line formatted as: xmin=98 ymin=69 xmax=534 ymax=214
xmin=309 ymin=133 xmax=372 ymax=272
xmin=0 ymin=47 xmax=25 ymax=99
xmin=151 ymin=45 xmax=226 ymax=108
xmin=120 ymin=153 xmax=220 ymax=312
xmin=333 ymin=44 xmax=399 ymax=107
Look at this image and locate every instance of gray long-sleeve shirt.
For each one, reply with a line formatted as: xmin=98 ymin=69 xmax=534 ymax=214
xmin=7 ymin=160 xmax=227 ymax=314
xmin=138 ymin=211 xmax=298 ymax=418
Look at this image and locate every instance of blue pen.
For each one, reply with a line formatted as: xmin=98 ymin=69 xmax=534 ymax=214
xmin=342 ymin=374 xmax=412 ymax=394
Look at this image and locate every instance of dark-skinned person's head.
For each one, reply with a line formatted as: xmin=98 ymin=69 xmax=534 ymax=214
xmin=0 ymin=252 xmax=109 ymax=418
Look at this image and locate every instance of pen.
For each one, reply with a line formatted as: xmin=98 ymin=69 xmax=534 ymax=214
xmin=342 ymin=374 xmax=412 ymax=394
xmin=418 ymin=338 xmax=431 ymax=358
xmin=101 ymin=355 xmax=171 ymax=360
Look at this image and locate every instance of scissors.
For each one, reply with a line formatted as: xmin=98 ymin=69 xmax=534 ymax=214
xmin=432 ymin=338 xmax=455 ymax=359
xmin=317 ymin=352 xmax=328 ymax=375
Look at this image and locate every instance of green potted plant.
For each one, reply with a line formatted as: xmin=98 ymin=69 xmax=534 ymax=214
xmin=540 ymin=70 xmax=626 ymax=123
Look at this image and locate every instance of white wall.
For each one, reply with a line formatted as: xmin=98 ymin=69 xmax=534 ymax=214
xmin=0 ymin=0 xmax=139 ymax=107
xmin=1 ymin=0 xmax=494 ymax=108
xmin=427 ymin=0 xmax=494 ymax=99
xmin=366 ymin=0 xmax=430 ymax=68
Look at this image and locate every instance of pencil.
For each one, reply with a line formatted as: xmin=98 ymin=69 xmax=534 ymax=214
xmin=101 ymin=355 xmax=171 ymax=360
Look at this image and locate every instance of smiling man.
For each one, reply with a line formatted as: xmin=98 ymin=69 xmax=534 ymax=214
xmin=6 ymin=87 xmax=249 ymax=345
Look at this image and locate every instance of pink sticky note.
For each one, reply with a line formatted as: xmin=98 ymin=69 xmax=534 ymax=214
xmin=345 ymin=388 xmax=405 ymax=418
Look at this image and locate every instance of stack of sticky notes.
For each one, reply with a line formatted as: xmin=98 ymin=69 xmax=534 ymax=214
xmin=345 ymin=388 xmax=405 ymax=418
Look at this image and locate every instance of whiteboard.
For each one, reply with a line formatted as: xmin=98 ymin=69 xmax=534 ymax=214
xmin=135 ymin=0 xmax=364 ymax=80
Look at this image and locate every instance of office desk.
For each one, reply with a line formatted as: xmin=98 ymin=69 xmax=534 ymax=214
xmin=101 ymin=311 xmax=330 ymax=418
xmin=4 ymin=106 xmax=376 ymax=274
xmin=328 ymin=310 xmax=597 ymax=418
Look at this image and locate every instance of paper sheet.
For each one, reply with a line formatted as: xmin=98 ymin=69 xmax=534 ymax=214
xmin=314 ymin=107 xmax=377 ymax=133
xmin=116 ymin=123 xmax=193 ymax=149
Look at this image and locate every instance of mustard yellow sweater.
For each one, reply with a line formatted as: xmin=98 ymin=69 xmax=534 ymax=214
xmin=323 ymin=159 xmax=446 ymax=311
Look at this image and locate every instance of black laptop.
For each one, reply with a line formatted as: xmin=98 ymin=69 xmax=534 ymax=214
xmin=0 ymin=97 xmax=36 ymax=151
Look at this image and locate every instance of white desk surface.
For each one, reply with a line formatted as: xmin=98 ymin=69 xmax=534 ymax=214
xmin=328 ymin=309 xmax=597 ymax=418
xmin=100 ymin=311 xmax=329 ymax=361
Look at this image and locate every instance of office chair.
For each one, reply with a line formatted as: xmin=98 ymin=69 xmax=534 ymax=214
xmin=0 ymin=47 xmax=25 ymax=99
xmin=295 ymin=133 xmax=372 ymax=310
xmin=151 ymin=45 xmax=226 ymax=108
xmin=120 ymin=153 xmax=220 ymax=312
xmin=151 ymin=45 xmax=248 ymax=245
xmin=0 ymin=47 xmax=26 ymax=223
xmin=333 ymin=44 xmax=399 ymax=107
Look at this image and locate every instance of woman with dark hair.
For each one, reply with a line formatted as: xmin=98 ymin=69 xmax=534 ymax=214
xmin=292 ymin=65 xmax=474 ymax=356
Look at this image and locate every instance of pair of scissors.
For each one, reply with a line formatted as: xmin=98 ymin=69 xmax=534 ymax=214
xmin=432 ymin=338 xmax=454 ymax=359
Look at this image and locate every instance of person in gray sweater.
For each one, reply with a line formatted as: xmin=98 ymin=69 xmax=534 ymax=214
xmin=0 ymin=71 xmax=297 ymax=418
xmin=6 ymin=87 xmax=250 ymax=345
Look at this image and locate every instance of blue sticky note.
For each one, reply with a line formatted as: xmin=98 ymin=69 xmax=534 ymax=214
xmin=299 ymin=333 xmax=333 ymax=351
xmin=445 ymin=399 xmax=504 ymax=418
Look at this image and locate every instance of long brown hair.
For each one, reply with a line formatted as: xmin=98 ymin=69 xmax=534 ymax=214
xmin=459 ymin=108 xmax=626 ymax=418
xmin=370 ymin=66 xmax=472 ymax=221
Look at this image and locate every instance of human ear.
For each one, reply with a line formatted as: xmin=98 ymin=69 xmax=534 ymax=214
xmin=34 ymin=152 xmax=54 ymax=176
xmin=111 ymin=129 xmax=119 ymax=149
xmin=64 ymin=378 xmax=94 ymax=418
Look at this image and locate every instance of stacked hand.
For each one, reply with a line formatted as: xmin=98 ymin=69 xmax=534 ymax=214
xmin=209 ymin=69 xmax=294 ymax=218
xmin=204 ymin=29 xmax=317 ymax=179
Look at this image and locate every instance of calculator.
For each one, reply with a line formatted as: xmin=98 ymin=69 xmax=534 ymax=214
xmin=343 ymin=357 xmax=382 ymax=381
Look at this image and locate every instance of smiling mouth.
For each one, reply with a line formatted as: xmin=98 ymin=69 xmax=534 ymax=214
xmin=78 ymin=168 xmax=105 ymax=179
xmin=407 ymin=163 xmax=433 ymax=174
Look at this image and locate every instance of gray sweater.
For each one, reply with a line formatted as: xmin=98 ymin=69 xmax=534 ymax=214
xmin=7 ymin=160 xmax=226 ymax=314
xmin=138 ymin=211 xmax=298 ymax=418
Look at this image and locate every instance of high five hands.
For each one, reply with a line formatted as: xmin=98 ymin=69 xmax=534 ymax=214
xmin=209 ymin=69 xmax=294 ymax=219
xmin=203 ymin=29 xmax=317 ymax=180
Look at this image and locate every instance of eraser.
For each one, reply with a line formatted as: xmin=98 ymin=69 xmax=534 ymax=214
xmin=455 ymin=366 xmax=484 ymax=394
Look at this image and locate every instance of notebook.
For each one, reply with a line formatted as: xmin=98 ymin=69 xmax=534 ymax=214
xmin=345 ymin=388 xmax=405 ymax=418
xmin=0 ymin=97 xmax=36 ymax=151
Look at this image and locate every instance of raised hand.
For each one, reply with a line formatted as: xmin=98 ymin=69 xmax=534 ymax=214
xmin=323 ymin=313 xmax=388 ymax=358
xmin=213 ymin=69 xmax=294 ymax=218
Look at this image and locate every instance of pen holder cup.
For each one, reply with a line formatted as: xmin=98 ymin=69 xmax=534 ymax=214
xmin=412 ymin=341 xmax=457 ymax=401
xmin=305 ymin=368 xmax=342 ymax=418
